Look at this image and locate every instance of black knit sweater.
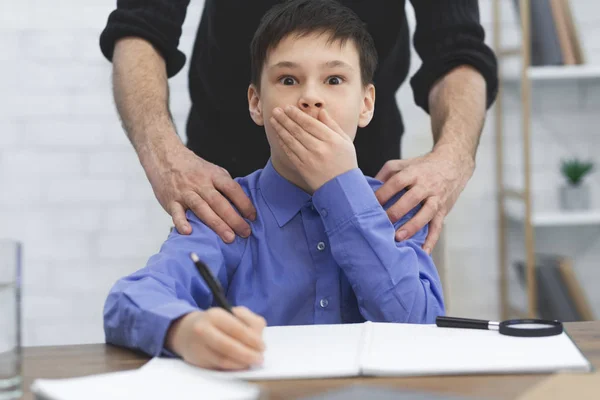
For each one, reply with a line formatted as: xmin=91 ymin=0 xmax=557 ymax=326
xmin=100 ymin=0 xmax=498 ymax=178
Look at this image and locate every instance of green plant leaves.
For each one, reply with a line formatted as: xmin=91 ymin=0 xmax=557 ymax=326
xmin=560 ymin=158 xmax=594 ymax=185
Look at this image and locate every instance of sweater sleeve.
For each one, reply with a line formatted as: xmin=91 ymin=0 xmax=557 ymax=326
xmin=409 ymin=0 xmax=498 ymax=113
xmin=99 ymin=0 xmax=191 ymax=78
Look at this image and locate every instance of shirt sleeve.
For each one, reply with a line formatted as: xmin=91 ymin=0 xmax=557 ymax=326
xmin=103 ymin=210 xmax=246 ymax=357
xmin=311 ymin=169 xmax=445 ymax=324
xmin=409 ymin=0 xmax=498 ymax=113
xmin=99 ymin=0 xmax=191 ymax=78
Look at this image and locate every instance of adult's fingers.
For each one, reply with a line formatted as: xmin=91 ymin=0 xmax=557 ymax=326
xmin=386 ymin=184 xmax=427 ymax=224
xmin=394 ymin=196 xmax=440 ymax=242
xmin=374 ymin=159 xmax=409 ymax=182
xmin=374 ymin=170 xmax=413 ymax=206
xmin=169 ymin=202 xmax=191 ymax=235
xmin=422 ymin=212 xmax=444 ymax=254
xmin=213 ymin=173 xmax=256 ymax=221
xmin=200 ymin=183 xmax=252 ymax=239
xmin=183 ymin=191 xmax=235 ymax=243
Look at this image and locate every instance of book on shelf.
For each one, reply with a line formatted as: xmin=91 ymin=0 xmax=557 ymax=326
xmin=513 ymin=0 xmax=563 ymax=66
xmin=514 ymin=254 xmax=595 ymax=322
xmin=511 ymin=0 xmax=584 ymax=66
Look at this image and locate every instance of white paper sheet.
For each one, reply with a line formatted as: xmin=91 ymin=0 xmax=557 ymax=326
xmin=31 ymin=358 xmax=260 ymax=400
xmin=360 ymin=322 xmax=592 ymax=376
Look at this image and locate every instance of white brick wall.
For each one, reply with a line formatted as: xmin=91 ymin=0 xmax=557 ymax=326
xmin=2 ymin=0 xmax=600 ymax=346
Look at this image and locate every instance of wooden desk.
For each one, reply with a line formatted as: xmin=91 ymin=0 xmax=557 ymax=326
xmin=22 ymin=321 xmax=600 ymax=400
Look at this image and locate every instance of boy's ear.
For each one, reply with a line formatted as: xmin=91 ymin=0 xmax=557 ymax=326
xmin=248 ymin=84 xmax=264 ymax=126
xmin=358 ymin=84 xmax=375 ymax=128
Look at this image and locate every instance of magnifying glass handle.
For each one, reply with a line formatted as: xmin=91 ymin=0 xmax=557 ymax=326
xmin=436 ymin=316 xmax=491 ymax=330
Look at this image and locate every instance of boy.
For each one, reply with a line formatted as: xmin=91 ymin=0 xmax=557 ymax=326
xmin=104 ymin=0 xmax=445 ymax=372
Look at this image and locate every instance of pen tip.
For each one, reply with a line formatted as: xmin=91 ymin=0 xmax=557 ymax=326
xmin=190 ymin=252 xmax=199 ymax=262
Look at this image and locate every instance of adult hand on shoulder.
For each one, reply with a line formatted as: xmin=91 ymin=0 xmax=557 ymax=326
xmin=374 ymin=149 xmax=475 ymax=254
xmin=143 ymin=142 xmax=256 ymax=242
xmin=166 ymin=307 xmax=266 ymax=371
xmin=270 ymin=105 xmax=357 ymax=191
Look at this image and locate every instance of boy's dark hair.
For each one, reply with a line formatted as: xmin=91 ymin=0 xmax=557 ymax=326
xmin=250 ymin=0 xmax=378 ymax=89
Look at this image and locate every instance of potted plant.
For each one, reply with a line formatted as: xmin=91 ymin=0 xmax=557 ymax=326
xmin=559 ymin=158 xmax=594 ymax=211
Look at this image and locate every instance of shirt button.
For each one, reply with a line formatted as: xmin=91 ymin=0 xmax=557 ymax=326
xmin=311 ymin=205 xmax=315 ymax=211
xmin=317 ymin=241 xmax=326 ymax=251
xmin=320 ymin=298 xmax=329 ymax=308
xmin=321 ymin=209 xmax=328 ymax=218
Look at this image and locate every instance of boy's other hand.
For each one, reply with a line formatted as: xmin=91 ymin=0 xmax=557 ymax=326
xmin=165 ymin=306 xmax=266 ymax=371
xmin=141 ymin=141 xmax=256 ymax=242
xmin=271 ymin=106 xmax=357 ymax=191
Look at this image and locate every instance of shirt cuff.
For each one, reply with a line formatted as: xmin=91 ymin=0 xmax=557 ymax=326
xmin=312 ymin=169 xmax=381 ymax=232
xmin=137 ymin=301 xmax=199 ymax=358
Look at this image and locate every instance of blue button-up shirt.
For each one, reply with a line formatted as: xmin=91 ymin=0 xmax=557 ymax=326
xmin=104 ymin=160 xmax=445 ymax=357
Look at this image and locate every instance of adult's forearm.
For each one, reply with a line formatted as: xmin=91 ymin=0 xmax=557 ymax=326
xmin=428 ymin=65 xmax=487 ymax=164
xmin=112 ymin=37 xmax=182 ymax=165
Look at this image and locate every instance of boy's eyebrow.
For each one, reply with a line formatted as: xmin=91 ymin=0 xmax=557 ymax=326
xmin=323 ymin=60 xmax=354 ymax=70
xmin=269 ymin=61 xmax=299 ymax=70
xmin=269 ymin=60 xmax=355 ymax=71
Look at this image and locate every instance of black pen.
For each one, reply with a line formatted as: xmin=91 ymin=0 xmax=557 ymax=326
xmin=190 ymin=252 xmax=234 ymax=314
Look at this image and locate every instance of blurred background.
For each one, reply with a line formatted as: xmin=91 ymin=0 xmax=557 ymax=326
xmin=1 ymin=0 xmax=599 ymax=346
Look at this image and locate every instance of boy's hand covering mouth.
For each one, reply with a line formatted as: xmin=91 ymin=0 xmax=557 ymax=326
xmin=270 ymin=105 xmax=358 ymax=191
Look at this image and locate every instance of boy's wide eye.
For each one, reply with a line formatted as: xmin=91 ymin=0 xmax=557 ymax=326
xmin=327 ymin=76 xmax=343 ymax=85
xmin=280 ymin=77 xmax=297 ymax=85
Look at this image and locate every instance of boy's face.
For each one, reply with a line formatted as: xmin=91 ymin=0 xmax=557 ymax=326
xmin=248 ymin=32 xmax=375 ymax=166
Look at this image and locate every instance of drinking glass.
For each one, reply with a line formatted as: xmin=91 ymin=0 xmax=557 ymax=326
xmin=0 ymin=240 xmax=22 ymax=400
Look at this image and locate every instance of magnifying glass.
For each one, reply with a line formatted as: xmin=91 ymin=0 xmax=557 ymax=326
xmin=436 ymin=316 xmax=563 ymax=337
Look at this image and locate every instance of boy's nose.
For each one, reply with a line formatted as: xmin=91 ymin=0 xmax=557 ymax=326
xmin=298 ymin=93 xmax=324 ymax=118
xmin=299 ymin=100 xmax=323 ymax=109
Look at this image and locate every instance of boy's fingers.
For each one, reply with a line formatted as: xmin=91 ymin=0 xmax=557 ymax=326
xmin=318 ymin=109 xmax=346 ymax=137
xmin=283 ymin=106 xmax=329 ymax=141
xmin=200 ymin=344 xmax=252 ymax=371
xmin=208 ymin=308 xmax=265 ymax=352
xmin=270 ymin=117 xmax=306 ymax=159
xmin=233 ymin=306 xmax=267 ymax=335
xmin=273 ymin=128 xmax=304 ymax=170
xmin=273 ymin=108 xmax=320 ymax=150
xmin=201 ymin=323 xmax=264 ymax=366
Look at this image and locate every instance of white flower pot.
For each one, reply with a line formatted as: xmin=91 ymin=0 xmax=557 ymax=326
xmin=559 ymin=182 xmax=590 ymax=211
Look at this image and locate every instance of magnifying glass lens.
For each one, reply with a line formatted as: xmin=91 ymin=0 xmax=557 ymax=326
xmin=500 ymin=319 xmax=563 ymax=337
xmin=506 ymin=323 xmax=557 ymax=329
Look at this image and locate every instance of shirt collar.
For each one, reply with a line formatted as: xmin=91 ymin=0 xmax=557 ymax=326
xmin=258 ymin=159 xmax=311 ymax=227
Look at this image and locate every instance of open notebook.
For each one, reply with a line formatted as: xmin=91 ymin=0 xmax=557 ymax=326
xmin=31 ymin=321 xmax=592 ymax=399
xmin=165 ymin=321 xmax=592 ymax=380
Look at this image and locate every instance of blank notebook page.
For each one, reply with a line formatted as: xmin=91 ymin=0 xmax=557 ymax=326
xmin=210 ymin=323 xmax=365 ymax=380
xmin=361 ymin=322 xmax=592 ymax=376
